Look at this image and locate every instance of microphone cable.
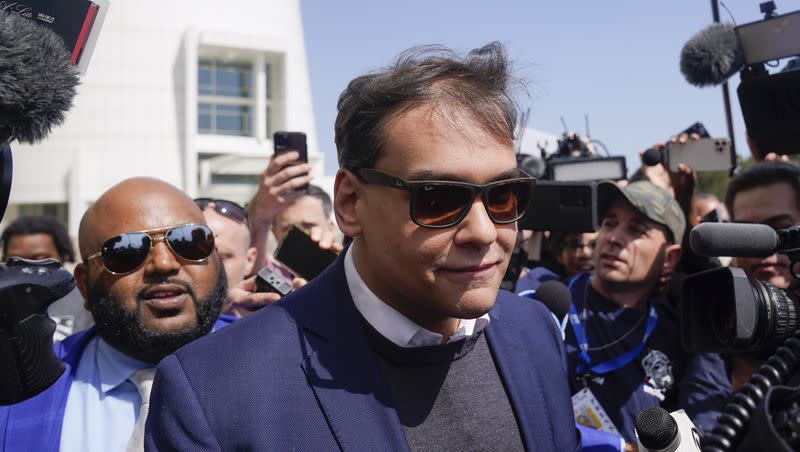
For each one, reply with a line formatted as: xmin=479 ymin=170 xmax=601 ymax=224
xmin=702 ymin=329 xmax=800 ymax=451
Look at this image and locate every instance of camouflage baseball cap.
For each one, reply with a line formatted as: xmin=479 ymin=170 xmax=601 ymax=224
xmin=597 ymin=180 xmax=686 ymax=243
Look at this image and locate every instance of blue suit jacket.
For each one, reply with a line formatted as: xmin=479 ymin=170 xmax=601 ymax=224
xmin=146 ymin=255 xmax=580 ymax=451
xmin=0 ymin=319 xmax=231 ymax=452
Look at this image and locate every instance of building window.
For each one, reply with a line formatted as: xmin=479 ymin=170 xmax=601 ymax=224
xmin=197 ymin=52 xmax=284 ymax=139
xmin=198 ymin=60 xmax=254 ymax=136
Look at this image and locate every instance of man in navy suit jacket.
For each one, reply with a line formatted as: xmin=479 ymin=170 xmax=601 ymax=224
xmin=147 ymin=42 xmax=580 ymax=451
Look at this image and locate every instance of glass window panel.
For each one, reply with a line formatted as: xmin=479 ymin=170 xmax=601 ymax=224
xmin=215 ymin=105 xmax=252 ymax=136
xmin=215 ymin=63 xmax=251 ymax=97
xmin=197 ymin=58 xmax=259 ymax=136
xmin=198 ymin=113 xmax=211 ymax=132
xmin=198 ymin=61 xmax=214 ymax=96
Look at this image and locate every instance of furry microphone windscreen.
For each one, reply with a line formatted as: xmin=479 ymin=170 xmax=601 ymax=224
xmin=680 ymin=23 xmax=744 ymax=87
xmin=0 ymin=9 xmax=79 ymax=145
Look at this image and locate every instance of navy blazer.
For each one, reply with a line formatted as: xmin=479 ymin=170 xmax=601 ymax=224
xmin=146 ymin=255 xmax=580 ymax=451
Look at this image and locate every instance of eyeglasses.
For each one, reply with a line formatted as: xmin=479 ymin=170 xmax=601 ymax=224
xmin=356 ymin=168 xmax=536 ymax=229
xmin=194 ymin=198 xmax=247 ymax=223
xmin=87 ymin=224 xmax=215 ymax=275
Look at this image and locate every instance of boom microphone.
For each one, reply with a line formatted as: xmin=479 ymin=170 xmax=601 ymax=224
xmin=680 ymin=23 xmax=744 ymax=87
xmin=689 ymin=222 xmax=778 ymax=257
xmin=0 ymin=9 xmax=80 ymax=145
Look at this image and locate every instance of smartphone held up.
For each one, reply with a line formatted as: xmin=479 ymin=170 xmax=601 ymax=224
xmin=273 ymin=131 xmax=309 ymax=191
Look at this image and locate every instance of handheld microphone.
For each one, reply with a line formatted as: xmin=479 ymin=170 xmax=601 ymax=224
xmin=526 ymin=280 xmax=572 ymax=340
xmin=635 ymin=407 xmax=702 ymax=452
xmin=680 ymin=23 xmax=744 ymax=87
xmin=641 ymin=147 xmax=664 ymax=167
xmin=689 ymin=223 xmax=778 ymax=257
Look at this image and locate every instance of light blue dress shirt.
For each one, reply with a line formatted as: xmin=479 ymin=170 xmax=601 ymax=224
xmin=59 ymin=336 xmax=152 ymax=452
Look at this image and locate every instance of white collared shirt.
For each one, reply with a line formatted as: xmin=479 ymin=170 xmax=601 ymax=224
xmin=344 ymin=246 xmax=490 ymax=348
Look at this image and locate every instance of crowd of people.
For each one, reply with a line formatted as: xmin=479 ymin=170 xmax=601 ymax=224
xmin=0 ymin=40 xmax=797 ymax=451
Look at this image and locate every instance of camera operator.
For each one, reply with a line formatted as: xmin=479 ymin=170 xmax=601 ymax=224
xmin=565 ymin=180 xmax=731 ymax=446
xmin=723 ymin=161 xmax=800 ymax=389
xmin=197 ymin=198 xmax=286 ymax=319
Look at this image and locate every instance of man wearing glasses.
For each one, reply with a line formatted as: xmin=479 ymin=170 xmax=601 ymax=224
xmin=0 ymin=178 xmax=229 ymax=451
xmin=147 ymin=43 xmax=580 ymax=451
xmin=196 ymin=198 xmax=264 ymax=318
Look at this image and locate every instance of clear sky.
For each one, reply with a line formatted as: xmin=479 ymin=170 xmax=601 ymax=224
xmin=300 ymin=0 xmax=800 ymax=176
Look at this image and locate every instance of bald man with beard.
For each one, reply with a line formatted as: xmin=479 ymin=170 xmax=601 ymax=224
xmin=0 ymin=177 xmax=229 ymax=452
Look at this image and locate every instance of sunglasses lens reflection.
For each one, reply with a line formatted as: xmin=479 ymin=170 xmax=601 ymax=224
xmin=488 ymin=181 xmax=531 ymax=223
xmin=99 ymin=225 xmax=215 ymax=274
xmin=101 ymin=232 xmax=151 ymax=274
xmin=167 ymin=225 xmax=215 ymax=261
xmin=413 ymin=184 xmax=473 ymax=227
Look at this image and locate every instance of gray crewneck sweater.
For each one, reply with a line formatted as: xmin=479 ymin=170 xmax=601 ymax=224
xmin=364 ymin=322 xmax=525 ymax=451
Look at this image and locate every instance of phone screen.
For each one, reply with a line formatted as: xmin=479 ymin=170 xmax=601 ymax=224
xmin=273 ymin=225 xmax=338 ymax=280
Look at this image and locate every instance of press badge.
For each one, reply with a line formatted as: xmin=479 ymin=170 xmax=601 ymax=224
xmin=571 ymin=387 xmax=621 ymax=436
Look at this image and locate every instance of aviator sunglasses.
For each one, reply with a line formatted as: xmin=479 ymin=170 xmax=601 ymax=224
xmin=87 ymin=224 xmax=215 ymax=274
xmin=194 ymin=198 xmax=247 ymax=223
xmin=356 ymin=168 xmax=536 ymax=229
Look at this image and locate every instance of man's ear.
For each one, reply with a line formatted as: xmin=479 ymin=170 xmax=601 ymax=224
xmin=244 ymin=246 xmax=257 ymax=276
xmin=663 ymin=243 xmax=682 ymax=274
xmin=333 ymin=169 xmax=363 ymax=238
xmin=73 ymin=262 xmax=90 ymax=310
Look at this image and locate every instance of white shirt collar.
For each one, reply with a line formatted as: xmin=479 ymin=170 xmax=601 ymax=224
xmin=344 ymin=245 xmax=490 ymax=348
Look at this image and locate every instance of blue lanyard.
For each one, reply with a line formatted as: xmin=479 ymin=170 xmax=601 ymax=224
xmin=567 ymin=274 xmax=659 ymax=376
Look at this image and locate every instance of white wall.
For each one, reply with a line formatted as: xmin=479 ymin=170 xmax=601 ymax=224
xmin=9 ymin=0 xmax=318 ymax=235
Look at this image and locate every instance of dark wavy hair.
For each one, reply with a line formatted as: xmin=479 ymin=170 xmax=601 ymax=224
xmin=335 ymin=42 xmax=519 ymax=171
xmin=725 ymin=161 xmax=800 ymax=218
xmin=1 ymin=215 xmax=75 ymax=262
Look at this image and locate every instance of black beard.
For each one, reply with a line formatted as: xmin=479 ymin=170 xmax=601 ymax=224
xmin=87 ymin=267 xmax=227 ymax=364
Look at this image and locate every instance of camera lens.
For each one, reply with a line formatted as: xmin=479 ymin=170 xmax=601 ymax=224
xmin=760 ymin=281 xmax=800 ymax=344
xmin=684 ymin=267 xmax=800 ymax=353
xmin=710 ymin=298 xmax=737 ymax=348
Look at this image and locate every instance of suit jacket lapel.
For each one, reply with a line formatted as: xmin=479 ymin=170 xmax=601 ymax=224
xmin=297 ymin=255 xmax=409 ymax=452
xmin=486 ymin=295 xmax=551 ymax=451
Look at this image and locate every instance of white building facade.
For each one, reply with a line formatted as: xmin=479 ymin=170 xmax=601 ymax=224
xmin=7 ymin=0 xmax=320 ymax=238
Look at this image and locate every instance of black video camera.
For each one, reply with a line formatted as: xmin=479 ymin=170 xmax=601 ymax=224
xmin=681 ymin=223 xmax=800 ymax=353
xmin=734 ymin=2 xmax=800 ymax=158
xmin=516 ymin=131 xmax=625 ymax=233
xmin=0 ymin=257 xmax=75 ymax=405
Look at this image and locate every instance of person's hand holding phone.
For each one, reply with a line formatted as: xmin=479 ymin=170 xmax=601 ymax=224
xmin=639 ymin=132 xmax=699 ymax=221
xmin=308 ymin=225 xmax=344 ymax=255
xmin=225 ymin=275 xmax=282 ymax=318
xmin=225 ymin=273 xmax=308 ymax=318
xmin=248 ymin=151 xmax=313 ymax=225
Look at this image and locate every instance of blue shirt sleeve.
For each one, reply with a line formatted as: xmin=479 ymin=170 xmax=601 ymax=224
xmin=677 ymin=351 xmax=732 ymax=435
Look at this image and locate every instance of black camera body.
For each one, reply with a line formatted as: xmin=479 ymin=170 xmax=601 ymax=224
xmin=0 ymin=257 xmax=74 ymax=405
xmin=681 ymin=266 xmax=800 ymax=353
